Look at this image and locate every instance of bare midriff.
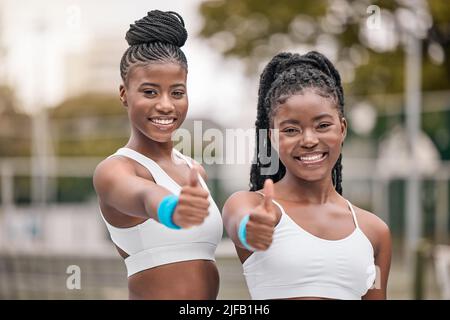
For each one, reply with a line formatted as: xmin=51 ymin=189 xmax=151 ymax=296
xmin=127 ymin=259 xmax=220 ymax=300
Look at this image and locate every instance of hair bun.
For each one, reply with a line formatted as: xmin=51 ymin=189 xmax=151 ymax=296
xmin=125 ymin=10 xmax=188 ymax=47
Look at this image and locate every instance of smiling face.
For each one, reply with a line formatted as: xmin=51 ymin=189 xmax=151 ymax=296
xmin=270 ymin=89 xmax=347 ymax=183
xmin=120 ymin=62 xmax=188 ymax=143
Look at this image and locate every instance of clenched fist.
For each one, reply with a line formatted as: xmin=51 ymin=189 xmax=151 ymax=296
xmin=172 ymin=166 xmax=210 ymax=228
xmin=245 ymin=179 xmax=277 ymax=250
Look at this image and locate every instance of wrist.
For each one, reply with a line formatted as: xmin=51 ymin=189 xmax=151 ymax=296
xmin=157 ymin=195 xmax=181 ymax=230
xmin=237 ymin=214 xmax=255 ymax=251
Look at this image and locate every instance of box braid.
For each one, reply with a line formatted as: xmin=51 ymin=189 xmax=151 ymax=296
xmin=250 ymin=51 xmax=345 ymax=195
xmin=120 ymin=10 xmax=188 ymax=85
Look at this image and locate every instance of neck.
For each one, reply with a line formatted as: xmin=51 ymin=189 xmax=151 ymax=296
xmin=126 ymin=129 xmax=174 ymax=161
xmin=277 ymin=171 xmax=339 ymax=205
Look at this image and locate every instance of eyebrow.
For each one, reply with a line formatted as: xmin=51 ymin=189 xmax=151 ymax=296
xmin=138 ymin=82 xmax=186 ymax=89
xmin=278 ymin=113 xmax=334 ymax=126
xmin=278 ymin=119 xmax=300 ymax=126
xmin=312 ymin=113 xmax=334 ymax=121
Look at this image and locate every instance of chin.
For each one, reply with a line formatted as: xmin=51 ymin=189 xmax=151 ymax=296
xmin=145 ymin=131 xmax=173 ymax=143
xmin=301 ymin=175 xmax=329 ymax=183
xmin=290 ymin=168 xmax=330 ymax=183
xmin=152 ymin=135 xmax=173 ymax=143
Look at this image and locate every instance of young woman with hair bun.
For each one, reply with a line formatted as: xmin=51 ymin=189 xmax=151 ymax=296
xmin=93 ymin=10 xmax=223 ymax=300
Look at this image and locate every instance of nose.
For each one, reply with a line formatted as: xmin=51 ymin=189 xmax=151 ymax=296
xmin=155 ymin=94 xmax=175 ymax=113
xmin=300 ymin=128 xmax=319 ymax=148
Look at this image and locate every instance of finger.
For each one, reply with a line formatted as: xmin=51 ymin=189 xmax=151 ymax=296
xmin=247 ymin=224 xmax=275 ymax=237
xmin=181 ymin=186 xmax=209 ymax=198
xmin=177 ymin=207 xmax=209 ymax=219
xmin=256 ymin=233 xmax=273 ymax=245
xmin=182 ymin=215 xmax=206 ymax=226
xmin=251 ymin=238 xmax=272 ymax=250
xmin=246 ymin=229 xmax=274 ymax=245
xmin=179 ymin=196 xmax=210 ymax=210
xmin=246 ymin=222 xmax=273 ymax=239
xmin=262 ymin=179 xmax=274 ymax=212
xmin=249 ymin=211 xmax=276 ymax=226
xmin=189 ymin=166 xmax=199 ymax=187
xmin=247 ymin=233 xmax=271 ymax=246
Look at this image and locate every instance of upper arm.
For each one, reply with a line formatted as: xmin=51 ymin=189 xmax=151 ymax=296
xmin=362 ymin=217 xmax=392 ymax=300
xmin=93 ymin=158 xmax=172 ymax=220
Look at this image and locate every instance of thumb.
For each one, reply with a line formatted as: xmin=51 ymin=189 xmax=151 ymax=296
xmin=189 ymin=166 xmax=199 ymax=187
xmin=262 ymin=179 xmax=274 ymax=212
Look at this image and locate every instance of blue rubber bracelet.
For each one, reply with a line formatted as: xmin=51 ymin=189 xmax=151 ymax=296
xmin=238 ymin=214 xmax=255 ymax=251
xmin=157 ymin=195 xmax=181 ymax=230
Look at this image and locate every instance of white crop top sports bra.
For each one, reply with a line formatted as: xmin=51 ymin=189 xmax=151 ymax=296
xmin=100 ymin=147 xmax=223 ymax=277
xmin=243 ymin=195 xmax=376 ymax=300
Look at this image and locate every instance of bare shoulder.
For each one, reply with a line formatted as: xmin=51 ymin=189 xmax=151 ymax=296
xmin=353 ymin=205 xmax=390 ymax=235
xmin=223 ymin=190 xmax=263 ymax=213
xmin=94 ymin=156 xmax=134 ymax=179
xmin=352 ymin=204 xmax=391 ymax=253
xmin=93 ymin=156 xmax=136 ymax=193
xmin=188 ymin=157 xmax=208 ymax=181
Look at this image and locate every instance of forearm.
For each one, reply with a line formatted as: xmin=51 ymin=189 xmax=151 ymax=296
xmin=104 ymin=181 xmax=172 ymax=220
xmin=139 ymin=188 xmax=173 ymax=221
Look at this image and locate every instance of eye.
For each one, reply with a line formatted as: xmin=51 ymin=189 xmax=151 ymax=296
xmin=281 ymin=127 xmax=300 ymax=135
xmin=172 ymin=90 xmax=185 ymax=99
xmin=144 ymin=89 xmax=158 ymax=97
xmin=318 ymin=123 xmax=332 ymax=129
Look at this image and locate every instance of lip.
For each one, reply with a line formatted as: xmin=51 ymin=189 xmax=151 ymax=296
xmin=294 ymin=152 xmax=328 ymax=166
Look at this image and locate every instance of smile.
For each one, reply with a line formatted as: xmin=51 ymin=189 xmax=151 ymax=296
xmin=148 ymin=117 xmax=177 ymax=130
xmin=149 ymin=117 xmax=176 ymax=125
xmin=294 ymin=152 xmax=328 ymax=165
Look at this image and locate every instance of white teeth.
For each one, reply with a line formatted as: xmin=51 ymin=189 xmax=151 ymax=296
xmin=151 ymin=118 xmax=174 ymax=125
xmin=300 ymin=154 xmax=324 ymax=161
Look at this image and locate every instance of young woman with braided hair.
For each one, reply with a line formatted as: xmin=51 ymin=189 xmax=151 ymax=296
xmin=93 ymin=10 xmax=223 ymax=299
xmin=223 ymin=51 xmax=392 ymax=300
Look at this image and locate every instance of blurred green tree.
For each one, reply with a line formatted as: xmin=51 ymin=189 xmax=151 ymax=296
xmin=198 ymin=0 xmax=450 ymax=160
xmin=198 ymin=0 xmax=450 ymax=95
xmin=0 ymin=85 xmax=31 ymax=157
xmin=44 ymin=93 xmax=128 ymax=202
xmin=49 ymin=93 xmax=128 ymax=157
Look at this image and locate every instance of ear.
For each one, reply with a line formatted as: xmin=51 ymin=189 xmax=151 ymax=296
xmin=119 ymin=84 xmax=128 ymax=107
xmin=340 ymin=117 xmax=347 ymax=141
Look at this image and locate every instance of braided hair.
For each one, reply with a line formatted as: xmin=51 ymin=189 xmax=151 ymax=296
xmin=250 ymin=51 xmax=345 ymax=194
xmin=120 ymin=10 xmax=188 ymax=84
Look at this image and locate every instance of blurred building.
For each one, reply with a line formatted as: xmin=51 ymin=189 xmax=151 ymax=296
xmin=64 ymin=36 xmax=126 ymax=98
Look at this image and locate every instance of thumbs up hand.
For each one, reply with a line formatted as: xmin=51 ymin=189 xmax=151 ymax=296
xmin=172 ymin=166 xmax=210 ymax=228
xmin=244 ymin=179 xmax=277 ymax=251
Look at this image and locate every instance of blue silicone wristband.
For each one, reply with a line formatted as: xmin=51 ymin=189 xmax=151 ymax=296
xmin=238 ymin=214 xmax=255 ymax=251
xmin=157 ymin=195 xmax=181 ymax=230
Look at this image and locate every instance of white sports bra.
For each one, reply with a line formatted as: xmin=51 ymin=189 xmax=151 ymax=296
xmin=100 ymin=147 xmax=223 ymax=277
xmin=243 ymin=196 xmax=376 ymax=300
